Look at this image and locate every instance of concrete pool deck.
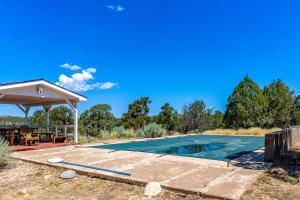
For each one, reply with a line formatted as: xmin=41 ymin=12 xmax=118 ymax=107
xmin=9 ymin=142 xmax=269 ymax=200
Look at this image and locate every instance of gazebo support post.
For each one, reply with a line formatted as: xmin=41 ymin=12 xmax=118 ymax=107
xmin=16 ymin=104 xmax=31 ymax=125
xmin=74 ymin=105 xmax=78 ymax=143
xmin=43 ymin=105 xmax=52 ymax=133
xmin=66 ymin=100 xmax=78 ymax=143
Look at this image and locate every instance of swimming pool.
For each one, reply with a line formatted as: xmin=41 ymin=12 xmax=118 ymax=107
xmin=91 ymin=134 xmax=264 ymax=161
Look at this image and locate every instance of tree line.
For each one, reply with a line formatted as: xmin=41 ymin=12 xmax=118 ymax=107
xmin=0 ymin=116 xmax=25 ymax=125
xmin=224 ymin=76 xmax=300 ymax=129
xmin=29 ymin=76 xmax=300 ymax=137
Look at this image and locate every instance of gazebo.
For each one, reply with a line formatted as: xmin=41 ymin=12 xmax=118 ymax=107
xmin=0 ymin=79 xmax=87 ymax=143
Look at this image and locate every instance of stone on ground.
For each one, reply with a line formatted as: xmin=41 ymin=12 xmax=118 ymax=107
xmin=144 ymin=182 xmax=162 ymax=197
xmin=269 ymin=167 xmax=287 ymax=177
xmin=44 ymin=175 xmax=52 ymax=180
xmin=59 ymin=170 xmax=77 ymax=179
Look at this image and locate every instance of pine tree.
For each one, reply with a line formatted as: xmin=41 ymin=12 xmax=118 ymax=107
xmin=263 ymin=79 xmax=295 ymax=128
xmin=224 ymin=76 xmax=268 ymax=129
xmin=121 ymin=97 xmax=151 ymax=129
xmin=156 ymin=103 xmax=180 ymax=131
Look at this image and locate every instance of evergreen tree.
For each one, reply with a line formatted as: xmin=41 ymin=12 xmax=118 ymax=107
xmin=263 ymin=79 xmax=295 ymax=128
xmin=50 ymin=106 xmax=73 ymax=125
xmin=292 ymin=95 xmax=300 ymax=126
xmin=29 ymin=110 xmax=45 ymax=125
xmin=211 ymin=110 xmax=224 ymax=129
xmin=80 ymin=104 xmax=115 ymax=136
xmin=156 ymin=103 xmax=180 ymax=131
xmin=224 ymin=76 xmax=268 ymax=129
xmin=121 ymin=97 xmax=151 ymax=129
xmin=295 ymin=95 xmax=300 ymax=109
xmin=29 ymin=106 xmax=73 ymax=126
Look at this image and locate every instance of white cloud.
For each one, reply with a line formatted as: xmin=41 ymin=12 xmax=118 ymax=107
xmin=86 ymin=68 xmax=96 ymax=73
xmin=105 ymin=5 xmax=125 ymax=12
xmin=60 ymin=63 xmax=81 ymax=71
xmin=56 ymin=65 xmax=118 ymax=92
xmin=99 ymin=82 xmax=119 ymax=90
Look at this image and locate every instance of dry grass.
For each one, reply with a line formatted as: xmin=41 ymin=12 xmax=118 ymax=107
xmin=242 ymin=169 xmax=300 ymax=200
xmin=204 ymin=127 xmax=281 ymax=136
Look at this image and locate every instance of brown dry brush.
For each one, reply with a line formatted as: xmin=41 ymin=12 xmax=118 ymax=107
xmin=204 ymin=127 xmax=281 ymax=136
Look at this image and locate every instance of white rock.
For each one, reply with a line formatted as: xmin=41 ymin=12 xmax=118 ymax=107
xmin=44 ymin=175 xmax=52 ymax=180
xmin=48 ymin=157 xmax=63 ymax=163
xmin=19 ymin=188 xmax=27 ymax=195
xmin=59 ymin=170 xmax=76 ymax=179
xmin=144 ymin=182 xmax=162 ymax=197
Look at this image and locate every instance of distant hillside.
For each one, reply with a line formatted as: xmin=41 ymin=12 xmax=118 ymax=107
xmin=0 ymin=116 xmax=24 ymax=125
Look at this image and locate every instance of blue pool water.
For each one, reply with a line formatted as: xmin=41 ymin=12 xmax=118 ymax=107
xmin=90 ymin=134 xmax=264 ymax=161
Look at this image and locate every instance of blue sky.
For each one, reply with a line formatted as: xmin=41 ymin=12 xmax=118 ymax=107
xmin=0 ymin=0 xmax=300 ymax=117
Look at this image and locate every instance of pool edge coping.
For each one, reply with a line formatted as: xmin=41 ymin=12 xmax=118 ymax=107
xmin=11 ymin=156 xmax=245 ymax=200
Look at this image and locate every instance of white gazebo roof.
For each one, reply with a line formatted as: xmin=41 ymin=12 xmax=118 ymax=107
xmin=0 ymin=79 xmax=87 ymax=143
xmin=0 ymin=79 xmax=87 ymax=106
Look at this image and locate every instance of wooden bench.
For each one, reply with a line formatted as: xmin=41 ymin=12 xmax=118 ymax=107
xmin=20 ymin=126 xmax=39 ymax=146
xmin=22 ymin=133 xmax=40 ymax=146
xmin=51 ymin=136 xmax=67 ymax=144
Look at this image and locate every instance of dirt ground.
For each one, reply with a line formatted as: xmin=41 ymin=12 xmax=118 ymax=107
xmin=1 ymin=160 xmax=300 ymax=200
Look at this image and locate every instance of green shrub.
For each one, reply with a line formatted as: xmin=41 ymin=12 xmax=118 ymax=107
xmin=125 ymin=129 xmax=135 ymax=138
xmin=143 ymin=123 xmax=167 ymax=138
xmin=0 ymin=137 xmax=14 ymax=169
xmin=78 ymin=135 xmax=99 ymax=144
xmin=99 ymin=130 xmax=112 ymax=139
xmin=79 ymin=124 xmax=168 ymax=142
xmin=112 ymin=126 xmax=127 ymax=138
xmin=135 ymin=128 xmax=145 ymax=138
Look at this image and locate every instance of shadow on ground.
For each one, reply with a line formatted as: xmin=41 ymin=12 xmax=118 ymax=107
xmin=0 ymin=157 xmax=16 ymax=171
xmin=229 ymin=150 xmax=271 ymax=170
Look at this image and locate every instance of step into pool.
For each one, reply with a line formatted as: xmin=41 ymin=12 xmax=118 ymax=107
xmin=90 ymin=134 xmax=264 ymax=161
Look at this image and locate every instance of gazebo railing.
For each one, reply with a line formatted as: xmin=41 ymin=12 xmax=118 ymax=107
xmin=0 ymin=124 xmax=74 ymax=134
xmin=33 ymin=125 xmax=75 ymax=137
